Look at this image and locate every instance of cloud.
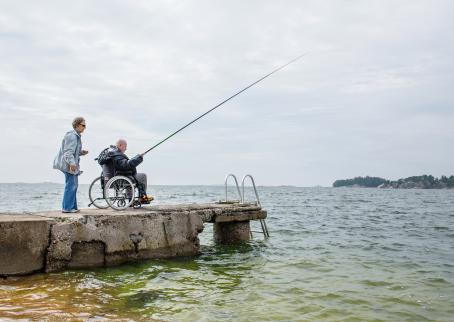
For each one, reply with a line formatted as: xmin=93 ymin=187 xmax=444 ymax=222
xmin=0 ymin=0 xmax=453 ymax=185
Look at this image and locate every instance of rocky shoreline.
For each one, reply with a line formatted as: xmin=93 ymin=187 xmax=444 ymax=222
xmin=378 ymin=181 xmax=453 ymax=189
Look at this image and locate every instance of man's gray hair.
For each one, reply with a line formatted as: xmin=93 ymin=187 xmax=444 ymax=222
xmin=72 ymin=117 xmax=85 ymax=129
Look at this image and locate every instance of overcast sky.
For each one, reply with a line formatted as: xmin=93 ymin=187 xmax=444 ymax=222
xmin=1 ymin=0 xmax=453 ymax=186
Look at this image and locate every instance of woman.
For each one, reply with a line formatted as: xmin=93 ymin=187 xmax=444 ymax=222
xmin=53 ymin=117 xmax=88 ymax=213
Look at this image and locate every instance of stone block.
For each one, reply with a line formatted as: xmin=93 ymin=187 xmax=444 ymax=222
xmin=0 ymin=214 xmax=54 ymax=276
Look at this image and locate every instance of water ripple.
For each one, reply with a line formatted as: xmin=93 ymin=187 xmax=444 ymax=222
xmin=1 ymin=185 xmax=454 ymax=321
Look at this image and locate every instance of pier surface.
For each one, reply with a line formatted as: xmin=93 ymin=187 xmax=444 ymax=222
xmin=0 ymin=203 xmax=266 ymax=276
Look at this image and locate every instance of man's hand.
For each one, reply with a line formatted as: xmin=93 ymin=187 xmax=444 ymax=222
xmin=81 ymin=150 xmax=89 ymax=156
xmin=139 ymin=153 xmax=145 ymax=157
xmin=69 ymin=164 xmax=77 ymax=172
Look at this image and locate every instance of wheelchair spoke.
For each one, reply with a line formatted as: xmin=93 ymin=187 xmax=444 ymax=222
xmin=105 ymin=176 xmax=136 ymax=210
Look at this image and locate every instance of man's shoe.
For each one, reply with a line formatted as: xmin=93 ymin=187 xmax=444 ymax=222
xmin=139 ymin=195 xmax=154 ymax=204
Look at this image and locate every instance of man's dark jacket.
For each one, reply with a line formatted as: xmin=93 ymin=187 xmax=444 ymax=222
xmin=108 ymin=147 xmax=143 ymax=176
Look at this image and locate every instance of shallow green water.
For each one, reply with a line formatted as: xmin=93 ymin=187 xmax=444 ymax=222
xmin=1 ymin=185 xmax=454 ymax=321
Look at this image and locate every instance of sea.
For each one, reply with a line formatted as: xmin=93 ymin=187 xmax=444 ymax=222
xmin=0 ymin=183 xmax=454 ymax=321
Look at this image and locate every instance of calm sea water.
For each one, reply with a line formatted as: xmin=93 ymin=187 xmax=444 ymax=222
xmin=1 ymin=184 xmax=454 ymax=321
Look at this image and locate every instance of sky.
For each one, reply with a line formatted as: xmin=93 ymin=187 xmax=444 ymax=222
xmin=0 ymin=0 xmax=453 ymax=186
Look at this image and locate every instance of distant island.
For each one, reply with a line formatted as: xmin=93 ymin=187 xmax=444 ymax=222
xmin=333 ymin=175 xmax=454 ymax=189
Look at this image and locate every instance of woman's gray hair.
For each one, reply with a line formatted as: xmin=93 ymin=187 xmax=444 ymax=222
xmin=72 ymin=117 xmax=85 ymax=129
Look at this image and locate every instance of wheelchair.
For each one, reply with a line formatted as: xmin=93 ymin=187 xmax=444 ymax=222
xmin=88 ymin=167 xmax=145 ymax=211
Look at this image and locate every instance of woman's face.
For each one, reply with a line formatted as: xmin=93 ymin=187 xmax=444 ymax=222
xmin=76 ymin=121 xmax=86 ymax=133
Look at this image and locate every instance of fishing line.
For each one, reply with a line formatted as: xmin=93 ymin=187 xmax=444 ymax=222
xmin=143 ymin=53 xmax=307 ymax=155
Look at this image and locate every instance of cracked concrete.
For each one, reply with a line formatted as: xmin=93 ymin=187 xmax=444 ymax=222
xmin=0 ymin=203 xmax=266 ymax=276
xmin=0 ymin=214 xmax=54 ymax=275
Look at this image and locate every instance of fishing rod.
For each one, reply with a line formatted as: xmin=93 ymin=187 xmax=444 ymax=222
xmin=143 ymin=53 xmax=307 ymax=155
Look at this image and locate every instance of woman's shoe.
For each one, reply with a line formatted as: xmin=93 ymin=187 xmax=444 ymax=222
xmin=62 ymin=209 xmax=80 ymax=213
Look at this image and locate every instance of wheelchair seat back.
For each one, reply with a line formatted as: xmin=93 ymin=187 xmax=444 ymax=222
xmin=102 ymin=162 xmax=138 ymax=187
xmin=102 ymin=162 xmax=115 ymax=182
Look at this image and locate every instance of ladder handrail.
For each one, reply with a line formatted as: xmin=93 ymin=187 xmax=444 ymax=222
xmin=241 ymin=174 xmax=261 ymax=207
xmin=223 ymin=173 xmax=269 ymax=238
xmin=224 ymin=174 xmax=242 ymax=202
xmin=241 ymin=174 xmax=269 ymax=237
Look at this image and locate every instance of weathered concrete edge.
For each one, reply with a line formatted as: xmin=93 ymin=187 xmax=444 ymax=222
xmin=44 ymin=211 xmax=204 ymax=273
xmin=0 ymin=203 xmax=267 ymax=276
xmin=1 ymin=211 xmax=203 ymax=276
xmin=0 ymin=216 xmax=55 ymax=276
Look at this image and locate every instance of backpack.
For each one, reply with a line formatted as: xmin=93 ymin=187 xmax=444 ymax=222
xmin=96 ymin=146 xmax=114 ymax=165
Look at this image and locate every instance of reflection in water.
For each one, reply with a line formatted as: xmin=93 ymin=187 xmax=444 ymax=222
xmin=1 ymin=185 xmax=454 ymax=321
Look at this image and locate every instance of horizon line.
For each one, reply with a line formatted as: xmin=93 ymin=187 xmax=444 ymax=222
xmin=0 ymin=181 xmax=329 ymax=188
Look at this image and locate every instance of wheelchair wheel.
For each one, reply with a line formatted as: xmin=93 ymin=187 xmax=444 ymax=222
xmin=104 ymin=175 xmax=136 ymax=210
xmin=88 ymin=176 xmax=109 ymax=209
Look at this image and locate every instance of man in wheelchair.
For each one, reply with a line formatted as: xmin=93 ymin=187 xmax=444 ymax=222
xmin=103 ymin=139 xmax=153 ymax=204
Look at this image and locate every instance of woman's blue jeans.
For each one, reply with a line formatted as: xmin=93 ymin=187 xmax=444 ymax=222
xmin=62 ymin=172 xmax=78 ymax=211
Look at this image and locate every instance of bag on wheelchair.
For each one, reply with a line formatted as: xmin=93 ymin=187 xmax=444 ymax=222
xmin=96 ymin=145 xmax=115 ymax=165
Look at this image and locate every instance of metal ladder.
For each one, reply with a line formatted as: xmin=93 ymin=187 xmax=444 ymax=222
xmin=224 ymin=174 xmax=242 ymax=202
xmin=224 ymin=174 xmax=269 ymax=238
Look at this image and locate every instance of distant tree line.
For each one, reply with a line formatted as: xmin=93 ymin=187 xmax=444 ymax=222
xmin=333 ymin=175 xmax=454 ymax=189
xmin=333 ymin=176 xmax=387 ymax=188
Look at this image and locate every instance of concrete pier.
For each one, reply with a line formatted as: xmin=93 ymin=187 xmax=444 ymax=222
xmin=0 ymin=203 xmax=267 ymax=276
